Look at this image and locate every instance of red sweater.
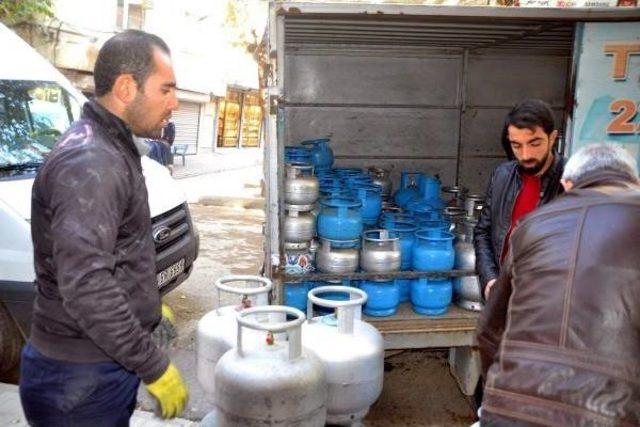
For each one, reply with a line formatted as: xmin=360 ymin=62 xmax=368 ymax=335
xmin=501 ymin=173 xmax=541 ymax=262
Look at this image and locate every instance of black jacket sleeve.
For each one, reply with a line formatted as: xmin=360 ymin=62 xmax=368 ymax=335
xmin=476 ymin=251 xmax=513 ymax=378
xmin=474 ymin=168 xmax=500 ymax=291
xmin=48 ymin=146 xmax=168 ymax=383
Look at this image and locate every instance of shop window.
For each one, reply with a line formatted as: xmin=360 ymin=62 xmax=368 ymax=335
xmin=217 ymin=88 xmax=262 ymax=148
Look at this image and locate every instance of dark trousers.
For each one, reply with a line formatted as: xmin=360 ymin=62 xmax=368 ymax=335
xmin=19 ymin=342 xmax=140 ymax=427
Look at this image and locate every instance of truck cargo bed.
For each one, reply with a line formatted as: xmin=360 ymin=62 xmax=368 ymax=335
xmin=365 ymin=304 xmax=478 ymax=350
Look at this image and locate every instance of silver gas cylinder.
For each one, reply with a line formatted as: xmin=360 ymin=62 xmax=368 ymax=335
xmin=285 ymin=163 xmax=319 ymax=205
xmin=315 ymin=237 xmax=360 ymax=274
xmin=441 ymin=186 xmax=467 ymax=208
xmin=302 ymin=286 xmax=384 ymax=426
xmin=211 ymin=306 xmax=327 ymax=426
xmin=196 ymin=275 xmax=275 ymax=395
xmin=464 ymin=193 xmax=485 ymax=218
xmin=360 ymin=229 xmax=401 ymax=273
xmin=368 ymin=166 xmax=392 ymax=200
xmin=453 ymin=217 xmax=483 ymax=312
xmin=283 ymin=204 xmax=316 ymax=243
xmin=442 ymin=207 xmax=468 ymax=240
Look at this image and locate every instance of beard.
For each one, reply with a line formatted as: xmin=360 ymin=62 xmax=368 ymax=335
xmin=125 ymin=93 xmax=164 ymax=139
xmin=518 ymin=151 xmax=551 ymax=175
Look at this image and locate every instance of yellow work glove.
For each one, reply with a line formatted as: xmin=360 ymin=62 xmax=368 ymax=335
xmin=161 ymin=302 xmax=176 ymax=325
xmin=145 ymin=363 xmax=188 ymax=419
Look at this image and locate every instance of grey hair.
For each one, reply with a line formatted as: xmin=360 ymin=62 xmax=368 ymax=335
xmin=562 ymin=143 xmax=639 ymax=183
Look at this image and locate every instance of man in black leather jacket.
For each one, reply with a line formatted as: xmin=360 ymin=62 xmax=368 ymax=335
xmin=20 ymin=30 xmax=187 ymax=424
xmin=474 ymin=99 xmax=565 ymax=299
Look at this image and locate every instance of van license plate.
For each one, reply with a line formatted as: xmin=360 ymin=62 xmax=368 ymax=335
xmin=157 ymin=258 xmax=185 ymax=288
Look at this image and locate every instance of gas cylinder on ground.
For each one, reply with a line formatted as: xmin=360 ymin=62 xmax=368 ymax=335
xmin=196 ymin=275 xmax=274 ymax=395
xmin=209 ymin=306 xmax=327 ymax=426
xmin=302 ymin=286 xmax=384 ymax=426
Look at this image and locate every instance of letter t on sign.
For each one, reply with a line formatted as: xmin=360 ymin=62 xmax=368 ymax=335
xmin=604 ymin=43 xmax=640 ymax=81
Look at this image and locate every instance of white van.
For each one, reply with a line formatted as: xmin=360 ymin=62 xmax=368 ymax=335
xmin=0 ymin=23 xmax=199 ymax=374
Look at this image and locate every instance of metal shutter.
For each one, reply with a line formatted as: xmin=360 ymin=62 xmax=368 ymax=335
xmin=172 ymin=101 xmax=201 ymax=154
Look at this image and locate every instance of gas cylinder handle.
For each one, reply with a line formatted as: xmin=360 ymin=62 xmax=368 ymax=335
xmin=307 ymin=286 xmax=367 ymax=335
xmin=214 ymin=275 xmax=272 ymax=314
xmin=236 ymin=306 xmax=305 ymax=360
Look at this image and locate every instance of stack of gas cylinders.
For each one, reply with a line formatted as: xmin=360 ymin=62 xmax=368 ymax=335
xmin=283 ymin=138 xmax=485 ymax=318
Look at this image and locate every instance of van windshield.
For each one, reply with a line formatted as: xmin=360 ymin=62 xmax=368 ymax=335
xmin=0 ymin=80 xmax=81 ymax=176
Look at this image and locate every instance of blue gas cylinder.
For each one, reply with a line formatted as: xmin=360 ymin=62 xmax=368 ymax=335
xmin=406 ymin=199 xmax=440 ymax=221
xmin=395 ymin=279 xmax=412 ymax=304
xmin=393 ymin=172 xmax=422 ymax=208
xmin=360 ymin=280 xmax=400 ymax=317
xmin=319 ymin=187 xmax=352 ymax=200
xmin=416 ymin=220 xmax=451 ymax=233
xmin=410 ymin=277 xmax=452 ymax=316
xmin=284 ymin=146 xmax=311 ymax=164
xmin=345 ymin=175 xmax=373 ymax=188
xmin=418 ymin=175 xmax=441 ymax=201
xmin=383 ymin=221 xmax=416 ymax=270
xmin=411 ymin=230 xmax=455 ymax=316
xmin=334 ymin=167 xmax=363 ymax=178
xmin=284 ymin=281 xmax=310 ymax=312
xmin=412 ymin=230 xmax=455 ymax=271
xmin=379 ymin=212 xmax=416 ymax=228
xmin=317 ymin=197 xmax=363 ymax=240
xmin=301 ymin=138 xmax=334 ymax=170
xmin=350 ymin=185 xmax=382 ymax=226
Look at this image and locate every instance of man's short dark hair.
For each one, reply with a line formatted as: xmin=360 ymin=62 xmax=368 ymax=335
xmin=94 ymin=30 xmax=170 ymax=97
xmin=501 ymin=99 xmax=556 ymax=159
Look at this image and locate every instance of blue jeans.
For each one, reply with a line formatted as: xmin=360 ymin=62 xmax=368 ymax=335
xmin=19 ymin=343 xmax=140 ymax=427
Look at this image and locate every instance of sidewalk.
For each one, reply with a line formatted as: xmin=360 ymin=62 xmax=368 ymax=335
xmin=0 ymin=383 xmax=197 ymax=427
xmin=171 ymin=149 xmax=263 ymax=180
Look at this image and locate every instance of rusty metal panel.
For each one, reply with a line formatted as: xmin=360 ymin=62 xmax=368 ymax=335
xmin=285 ymin=52 xmax=461 ymax=106
xmin=466 ymin=55 xmax=570 ymax=107
xmin=284 ymin=106 xmax=459 ymax=157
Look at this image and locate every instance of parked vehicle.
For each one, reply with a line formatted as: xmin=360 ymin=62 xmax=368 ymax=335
xmin=0 ymin=23 xmax=199 ymax=374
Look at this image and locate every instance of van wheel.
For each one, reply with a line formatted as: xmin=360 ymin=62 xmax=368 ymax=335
xmin=0 ymin=304 xmax=23 ymax=375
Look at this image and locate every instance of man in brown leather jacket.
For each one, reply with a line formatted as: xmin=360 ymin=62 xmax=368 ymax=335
xmin=476 ymin=144 xmax=640 ymax=426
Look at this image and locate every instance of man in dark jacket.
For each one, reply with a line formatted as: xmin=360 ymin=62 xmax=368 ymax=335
xmin=476 ymin=144 xmax=640 ymax=426
xmin=474 ymin=99 xmax=565 ymax=299
xmin=20 ymin=30 xmax=186 ymax=424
